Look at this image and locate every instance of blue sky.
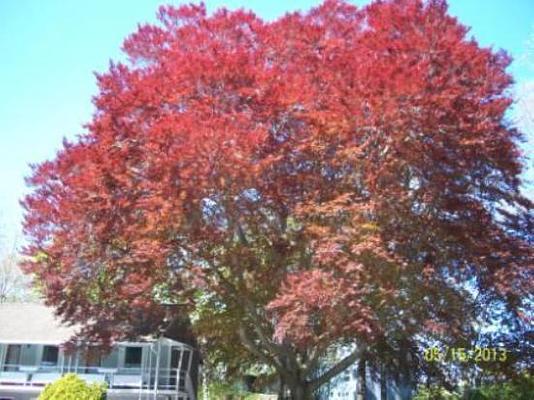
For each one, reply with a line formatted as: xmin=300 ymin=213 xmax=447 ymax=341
xmin=0 ymin=0 xmax=533 ymax=247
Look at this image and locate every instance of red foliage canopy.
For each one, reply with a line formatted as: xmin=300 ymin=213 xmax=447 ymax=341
xmin=22 ymin=0 xmax=531 ymax=393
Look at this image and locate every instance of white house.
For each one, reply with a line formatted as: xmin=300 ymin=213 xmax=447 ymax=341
xmin=0 ymin=303 xmax=197 ymax=400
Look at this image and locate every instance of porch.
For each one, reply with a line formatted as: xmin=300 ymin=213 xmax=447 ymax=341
xmin=0 ymin=339 xmax=196 ymax=400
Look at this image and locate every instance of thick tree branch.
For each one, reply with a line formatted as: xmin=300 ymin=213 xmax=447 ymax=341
xmin=237 ymin=325 xmax=291 ymax=376
xmin=302 ymin=343 xmax=328 ymax=377
xmin=309 ymin=345 xmax=366 ymax=391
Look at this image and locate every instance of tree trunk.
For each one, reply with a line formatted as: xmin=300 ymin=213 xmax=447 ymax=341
xmin=278 ymin=375 xmax=286 ymax=400
xmin=380 ymin=362 xmax=387 ymax=400
xmin=288 ymin=382 xmax=312 ymax=400
xmin=355 ymin=356 xmax=366 ymax=400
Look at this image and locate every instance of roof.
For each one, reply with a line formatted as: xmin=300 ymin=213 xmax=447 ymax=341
xmin=0 ymin=303 xmax=78 ymax=345
xmin=0 ymin=303 xmax=192 ymax=348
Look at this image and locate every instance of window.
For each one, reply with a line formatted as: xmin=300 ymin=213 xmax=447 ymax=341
xmin=41 ymin=346 xmax=59 ymax=366
xmin=4 ymin=345 xmax=21 ymax=371
xmin=124 ymin=347 xmax=142 ymax=368
xmin=181 ymin=351 xmax=191 ymax=370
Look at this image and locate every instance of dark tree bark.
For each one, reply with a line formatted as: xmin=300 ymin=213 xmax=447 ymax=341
xmin=355 ymin=356 xmax=366 ymax=400
xmin=278 ymin=375 xmax=286 ymax=400
xmin=288 ymin=382 xmax=312 ymax=400
xmin=380 ymin=362 xmax=387 ymax=400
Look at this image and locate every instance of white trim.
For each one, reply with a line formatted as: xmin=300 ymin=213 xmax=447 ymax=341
xmin=35 ymin=344 xmax=43 ymax=368
xmin=0 ymin=385 xmax=191 ymax=396
xmin=0 ymin=343 xmax=5 ymax=371
xmin=0 ymin=340 xmax=65 ymax=346
xmin=154 ymin=340 xmax=161 ymax=399
xmin=117 ymin=345 xmax=125 ymax=370
xmin=0 ymin=338 xmax=193 ymax=349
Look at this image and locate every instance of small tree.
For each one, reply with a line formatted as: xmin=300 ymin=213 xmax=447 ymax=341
xmin=38 ymin=373 xmax=106 ymax=400
xmin=0 ymin=249 xmax=36 ymax=303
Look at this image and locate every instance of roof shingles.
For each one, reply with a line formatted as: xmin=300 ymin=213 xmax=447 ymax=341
xmin=0 ymin=303 xmax=77 ymax=345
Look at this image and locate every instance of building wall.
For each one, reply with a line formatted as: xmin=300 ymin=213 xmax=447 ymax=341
xmin=101 ymin=348 xmax=119 ymax=368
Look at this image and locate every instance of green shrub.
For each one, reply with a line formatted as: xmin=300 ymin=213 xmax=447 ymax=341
xmin=200 ymin=382 xmax=246 ymax=399
xmin=414 ymin=375 xmax=534 ymax=400
xmin=38 ymin=373 xmax=106 ymax=400
xmin=466 ymin=375 xmax=534 ymax=400
xmin=199 ymin=382 xmax=272 ymax=400
xmin=413 ymin=385 xmax=461 ymax=400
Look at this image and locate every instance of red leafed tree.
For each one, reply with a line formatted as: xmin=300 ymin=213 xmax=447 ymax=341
xmin=22 ymin=0 xmax=532 ymax=398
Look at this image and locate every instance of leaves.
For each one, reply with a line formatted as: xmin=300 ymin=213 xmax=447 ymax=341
xmin=22 ymin=0 xmax=532 ymax=391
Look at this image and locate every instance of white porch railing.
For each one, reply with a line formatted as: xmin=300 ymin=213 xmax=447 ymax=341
xmin=0 ymin=365 xmax=193 ymax=395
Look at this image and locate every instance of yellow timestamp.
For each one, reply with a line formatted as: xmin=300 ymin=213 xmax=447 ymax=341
xmin=423 ymin=347 xmax=508 ymax=363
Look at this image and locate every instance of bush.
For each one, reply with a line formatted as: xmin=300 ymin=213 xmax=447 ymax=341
xmin=413 ymin=385 xmax=461 ymax=400
xmin=466 ymin=375 xmax=534 ymax=400
xmin=200 ymin=382 xmax=247 ymax=399
xmin=199 ymin=382 xmax=272 ymax=400
xmin=38 ymin=373 xmax=106 ymax=400
xmin=413 ymin=375 xmax=534 ymax=400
